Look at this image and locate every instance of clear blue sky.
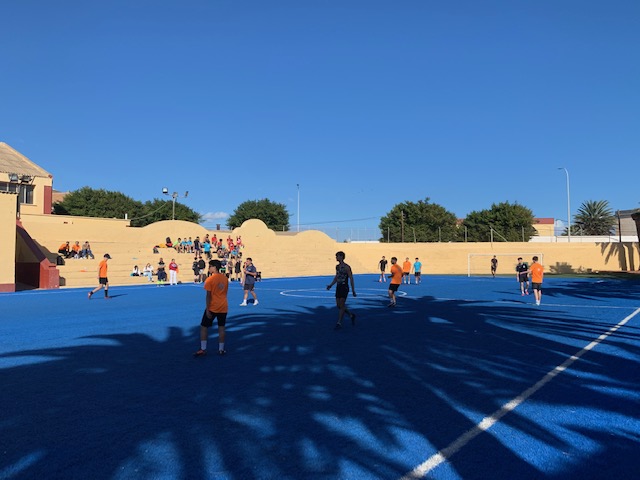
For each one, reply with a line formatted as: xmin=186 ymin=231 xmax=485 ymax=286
xmin=2 ymin=1 xmax=638 ymax=235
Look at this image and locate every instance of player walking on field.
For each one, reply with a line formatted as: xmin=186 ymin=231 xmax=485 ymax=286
xmin=88 ymin=253 xmax=111 ymax=299
xmin=193 ymin=260 xmax=228 ymax=357
xmin=515 ymin=257 xmax=529 ymax=296
xmin=326 ymin=251 xmax=357 ymax=330
xmin=388 ymin=257 xmax=403 ymax=307
xmin=378 ymin=256 xmax=388 ymax=283
xmin=491 ymin=256 xmax=498 ymax=278
xmin=529 ymin=256 xmax=544 ymax=306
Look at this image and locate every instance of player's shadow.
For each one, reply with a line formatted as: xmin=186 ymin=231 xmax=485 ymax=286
xmin=1 ymin=288 xmax=639 ymax=479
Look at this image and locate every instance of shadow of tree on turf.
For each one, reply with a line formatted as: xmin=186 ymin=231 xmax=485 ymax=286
xmin=1 ymin=280 xmax=639 ymax=480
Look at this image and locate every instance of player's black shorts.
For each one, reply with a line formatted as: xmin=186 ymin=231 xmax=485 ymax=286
xmin=244 ymin=284 xmax=255 ymax=291
xmin=531 ymin=282 xmax=542 ymax=291
xmin=336 ymin=284 xmax=349 ymax=299
xmin=415 ymin=272 xmax=421 ymax=277
xmin=389 ymin=283 xmax=400 ymax=292
xmin=518 ymin=274 xmax=528 ymax=282
xmin=201 ymin=310 xmax=227 ymax=328
xmin=99 ymin=277 xmax=108 ymax=285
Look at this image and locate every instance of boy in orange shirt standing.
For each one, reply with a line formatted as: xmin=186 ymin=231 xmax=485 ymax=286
xmin=88 ymin=253 xmax=111 ymax=299
xmin=402 ymin=257 xmax=412 ymax=284
xmin=529 ymin=256 xmax=544 ymax=306
xmin=388 ymin=257 xmax=403 ymax=307
xmin=193 ymin=260 xmax=229 ymax=357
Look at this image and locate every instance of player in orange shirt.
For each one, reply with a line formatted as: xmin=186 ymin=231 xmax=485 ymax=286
xmin=193 ymin=259 xmax=229 ymax=357
xmin=388 ymin=257 xmax=403 ymax=307
xmin=88 ymin=253 xmax=111 ymax=299
xmin=402 ymin=257 xmax=412 ymax=284
xmin=529 ymin=256 xmax=544 ymax=306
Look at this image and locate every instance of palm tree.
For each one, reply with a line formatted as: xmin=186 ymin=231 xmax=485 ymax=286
xmin=572 ymin=200 xmax=616 ymax=236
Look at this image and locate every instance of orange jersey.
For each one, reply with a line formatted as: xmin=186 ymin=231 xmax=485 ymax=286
xmin=530 ymin=263 xmax=544 ymax=283
xmin=403 ymin=261 xmax=412 ymax=273
xmin=204 ymin=273 xmax=229 ymax=313
xmin=59 ymin=243 xmax=68 ymax=250
xmin=98 ymin=260 xmax=108 ymax=277
xmin=390 ymin=264 xmax=403 ymax=285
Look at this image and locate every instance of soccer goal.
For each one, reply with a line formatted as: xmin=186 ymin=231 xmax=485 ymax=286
xmin=467 ymin=253 xmax=544 ymax=277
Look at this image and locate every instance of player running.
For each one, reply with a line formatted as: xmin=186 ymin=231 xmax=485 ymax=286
xmin=327 ymin=251 xmax=357 ymax=330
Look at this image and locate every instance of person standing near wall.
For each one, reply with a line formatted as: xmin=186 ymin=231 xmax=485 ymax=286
xmin=413 ymin=257 xmax=422 ymax=284
xmin=402 ymin=257 xmax=412 ymax=285
xmin=169 ymin=258 xmax=179 ymax=285
xmin=378 ymin=256 xmax=388 ymax=283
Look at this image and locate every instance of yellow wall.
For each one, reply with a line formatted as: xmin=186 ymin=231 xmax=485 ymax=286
xmin=12 ymin=214 xmax=640 ymax=289
xmin=18 ymin=175 xmax=53 ymax=216
xmin=0 ymin=193 xmax=17 ymax=288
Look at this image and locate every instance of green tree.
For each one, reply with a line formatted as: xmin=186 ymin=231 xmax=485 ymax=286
xmin=53 ymin=187 xmax=201 ymax=227
xmin=227 ymin=199 xmax=290 ymax=230
xmin=379 ymin=198 xmax=458 ymax=242
xmin=134 ymin=198 xmax=201 ymax=227
xmin=570 ymin=200 xmax=616 ymax=236
xmin=53 ymin=187 xmax=144 ymax=221
xmin=462 ymin=202 xmax=536 ymax=242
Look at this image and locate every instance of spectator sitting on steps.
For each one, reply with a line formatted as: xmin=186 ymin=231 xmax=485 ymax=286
xmin=58 ymin=241 xmax=72 ymax=258
xmin=82 ymin=241 xmax=95 ymax=259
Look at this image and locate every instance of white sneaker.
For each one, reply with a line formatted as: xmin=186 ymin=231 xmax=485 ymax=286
xmin=239 ymin=302 xmax=247 ymax=306
xmin=253 ymin=300 xmax=259 ymax=306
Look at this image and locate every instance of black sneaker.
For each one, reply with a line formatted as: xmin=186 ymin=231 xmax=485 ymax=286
xmin=387 ymin=302 xmax=396 ymax=308
xmin=193 ymin=349 xmax=207 ymax=357
xmin=218 ymin=350 xmax=226 ymax=356
xmin=350 ymin=313 xmax=356 ymax=326
xmin=334 ymin=322 xmax=342 ymax=330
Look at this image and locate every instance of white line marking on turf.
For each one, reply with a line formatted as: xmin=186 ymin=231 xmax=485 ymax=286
xmin=279 ymin=288 xmax=408 ymax=299
xmin=399 ymin=306 xmax=640 ymax=480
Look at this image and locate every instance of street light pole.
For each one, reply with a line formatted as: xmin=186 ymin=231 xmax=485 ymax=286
xmin=296 ymin=184 xmax=300 ymax=232
xmin=558 ymin=168 xmax=571 ymax=243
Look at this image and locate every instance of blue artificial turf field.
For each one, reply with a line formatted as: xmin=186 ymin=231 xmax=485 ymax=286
xmin=1 ymin=275 xmax=639 ymax=479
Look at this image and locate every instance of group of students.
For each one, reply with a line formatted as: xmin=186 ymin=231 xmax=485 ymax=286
xmin=378 ymin=256 xmax=423 ymax=285
xmin=58 ymin=241 xmax=95 ymax=260
xmin=159 ymin=234 xmax=243 ymax=260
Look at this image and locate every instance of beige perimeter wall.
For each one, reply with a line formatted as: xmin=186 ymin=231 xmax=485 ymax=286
xmin=10 ymin=215 xmax=640 ymax=288
xmin=1 ymin=194 xmax=18 ymax=288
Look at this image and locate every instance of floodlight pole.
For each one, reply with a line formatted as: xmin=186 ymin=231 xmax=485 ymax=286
xmin=163 ymin=188 xmax=189 ymax=221
xmin=558 ymin=168 xmax=571 ymax=242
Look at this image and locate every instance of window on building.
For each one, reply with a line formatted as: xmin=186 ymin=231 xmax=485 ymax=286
xmin=0 ymin=182 xmax=34 ymax=204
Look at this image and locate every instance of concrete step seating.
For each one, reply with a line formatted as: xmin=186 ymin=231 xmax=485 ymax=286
xmin=54 ymin=245 xmax=207 ymax=288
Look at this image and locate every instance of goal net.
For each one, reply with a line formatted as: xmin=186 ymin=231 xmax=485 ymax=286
xmin=467 ymin=253 xmax=544 ymax=277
